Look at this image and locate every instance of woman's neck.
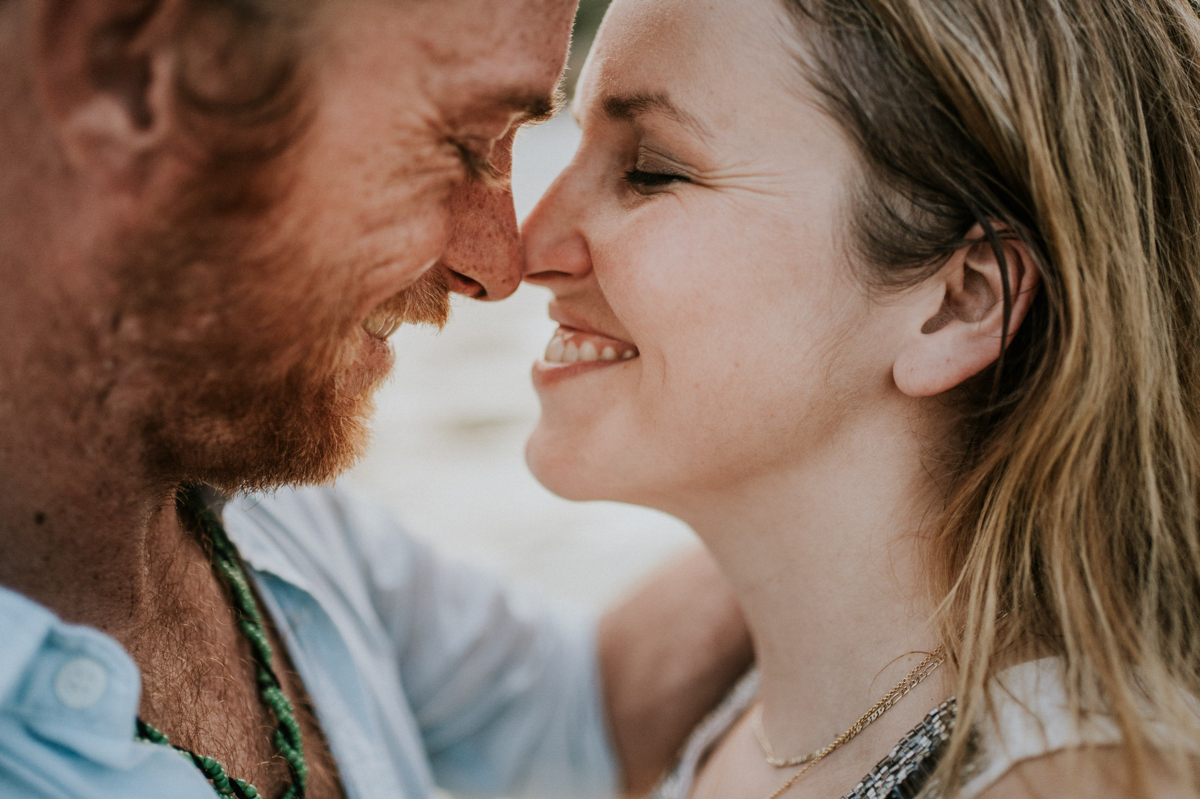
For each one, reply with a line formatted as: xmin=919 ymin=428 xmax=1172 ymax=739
xmin=678 ymin=414 xmax=952 ymax=758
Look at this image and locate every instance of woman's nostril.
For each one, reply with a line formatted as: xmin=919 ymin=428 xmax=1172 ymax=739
xmin=523 ymin=269 xmax=576 ymax=285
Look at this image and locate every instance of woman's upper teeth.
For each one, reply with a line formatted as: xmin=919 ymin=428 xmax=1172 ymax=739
xmin=544 ymin=329 xmax=638 ymax=364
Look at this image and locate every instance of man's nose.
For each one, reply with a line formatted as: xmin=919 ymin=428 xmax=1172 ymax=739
xmin=438 ymin=174 xmax=523 ymax=301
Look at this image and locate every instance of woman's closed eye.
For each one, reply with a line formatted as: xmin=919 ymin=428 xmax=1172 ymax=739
xmin=622 ymin=146 xmax=694 ymax=194
xmin=623 ymin=167 xmax=691 ymax=190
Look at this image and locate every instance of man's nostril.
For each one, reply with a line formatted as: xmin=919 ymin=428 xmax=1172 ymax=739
xmin=446 ymin=270 xmax=487 ymax=299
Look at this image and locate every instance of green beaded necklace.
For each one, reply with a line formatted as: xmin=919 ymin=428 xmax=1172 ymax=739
xmin=136 ymin=485 xmax=309 ymax=799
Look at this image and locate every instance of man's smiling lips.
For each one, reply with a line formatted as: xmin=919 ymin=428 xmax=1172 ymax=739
xmin=362 ymin=304 xmax=403 ymax=340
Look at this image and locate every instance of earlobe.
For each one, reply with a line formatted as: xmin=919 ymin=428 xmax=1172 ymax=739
xmin=34 ymin=0 xmax=179 ymax=178
xmin=893 ymin=224 xmax=1040 ymax=398
xmin=58 ymin=51 xmax=174 ymax=175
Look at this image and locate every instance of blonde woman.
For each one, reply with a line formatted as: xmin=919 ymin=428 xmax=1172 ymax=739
xmin=520 ymin=0 xmax=1200 ymax=796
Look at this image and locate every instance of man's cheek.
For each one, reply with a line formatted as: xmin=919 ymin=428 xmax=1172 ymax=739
xmin=346 ymin=190 xmax=455 ymax=285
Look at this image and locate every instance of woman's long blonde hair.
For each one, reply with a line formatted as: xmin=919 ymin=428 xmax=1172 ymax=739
xmin=783 ymin=0 xmax=1200 ymax=793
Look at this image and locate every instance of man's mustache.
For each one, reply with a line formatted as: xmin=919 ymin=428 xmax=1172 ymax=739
xmin=381 ymin=268 xmax=452 ymax=329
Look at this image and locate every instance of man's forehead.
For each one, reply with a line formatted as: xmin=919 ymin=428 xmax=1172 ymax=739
xmin=415 ymin=15 xmax=571 ymax=117
xmin=322 ymin=0 xmax=574 ymax=129
xmin=407 ymin=0 xmax=576 ymax=60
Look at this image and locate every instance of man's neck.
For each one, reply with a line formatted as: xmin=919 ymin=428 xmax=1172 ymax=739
xmin=0 ymin=390 xmax=193 ymax=637
xmin=0 ymin=488 xmax=189 ymax=633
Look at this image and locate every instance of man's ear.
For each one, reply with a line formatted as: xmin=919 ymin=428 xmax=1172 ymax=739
xmin=33 ymin=0 xmax=181 ymax=179
xmin=893 ymin=223 xmax=1040 ymax=398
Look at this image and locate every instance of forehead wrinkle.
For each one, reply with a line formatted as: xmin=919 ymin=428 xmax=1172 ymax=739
xmin=601 ymin=91 xmax=712 ymax=140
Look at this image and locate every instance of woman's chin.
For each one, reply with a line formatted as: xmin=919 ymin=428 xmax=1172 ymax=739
xmin=525 ymin=435 xmax=589 ymax=501
xmin=524 ymin=427 xmax=621 ymax=503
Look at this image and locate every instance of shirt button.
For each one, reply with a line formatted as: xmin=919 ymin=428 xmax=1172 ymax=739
xmin=54 ymin=656 xmax=109 ymax=709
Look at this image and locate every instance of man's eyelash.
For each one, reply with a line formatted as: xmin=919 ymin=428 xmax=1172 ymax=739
xmin=453 ymin=140 xmax=506 ymax=188
xmin=623 ymin=168 xmax=690 ymax=188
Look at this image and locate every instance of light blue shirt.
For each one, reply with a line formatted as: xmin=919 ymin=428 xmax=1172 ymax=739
xmin=0 ymin=485 xmax=618 ymax=798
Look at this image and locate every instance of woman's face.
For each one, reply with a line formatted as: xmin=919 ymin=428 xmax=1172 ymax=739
xmin=522 ymin=0 xmax=914 ymax=511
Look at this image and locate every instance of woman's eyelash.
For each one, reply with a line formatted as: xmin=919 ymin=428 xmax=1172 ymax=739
xmin=623 ymin=168 xmax=690 ymax=188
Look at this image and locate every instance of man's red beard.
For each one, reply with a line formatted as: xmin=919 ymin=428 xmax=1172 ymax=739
xmin=114 ymin=179 xmax=451 ymax=494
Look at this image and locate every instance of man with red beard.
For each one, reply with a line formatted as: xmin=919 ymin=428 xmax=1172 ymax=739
xmin=0 ymin=1 xmax=751 ymax=798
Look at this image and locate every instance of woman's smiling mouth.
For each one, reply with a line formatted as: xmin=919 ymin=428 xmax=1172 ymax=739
xmin=542 ymin=326 xmax=639 ymax=364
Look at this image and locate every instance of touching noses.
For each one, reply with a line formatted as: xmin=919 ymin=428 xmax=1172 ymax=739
xmin=436 ymin=173 xmax=523 ymax=301
xmin=521 ymin=169 xmax=592 ymax=290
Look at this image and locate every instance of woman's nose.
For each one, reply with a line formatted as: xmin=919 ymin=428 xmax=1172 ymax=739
xmin=521 ymin=170 xmax=593 ymax=288
xmin=438 ymin=174 xmax=523 ymax=301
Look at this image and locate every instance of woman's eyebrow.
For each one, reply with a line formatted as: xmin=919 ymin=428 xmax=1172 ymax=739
xmin=601 ymin=91 xmax=711 ymax=139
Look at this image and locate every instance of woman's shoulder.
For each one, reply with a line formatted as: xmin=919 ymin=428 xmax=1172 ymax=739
xmin=963 ymin=657 xmax=1120 ymax=792
xmin=962 ymin=658 xmax=1193 ymax=799
xmin=973 ymin=746 xmax=1191 ymax=799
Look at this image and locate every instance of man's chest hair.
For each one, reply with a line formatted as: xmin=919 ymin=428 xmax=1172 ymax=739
xmin=121 ymin=553 xmax=347 ymax=798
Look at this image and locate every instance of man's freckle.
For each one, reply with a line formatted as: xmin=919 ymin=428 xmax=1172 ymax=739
xmin=33 ymin=512 xmax=46 ymax=525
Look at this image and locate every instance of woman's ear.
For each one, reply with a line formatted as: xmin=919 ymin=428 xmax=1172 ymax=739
xmin=893 ymin=223 xmax=1040 ymax=398
xmin=34 ymin=0 xmax=181 ymax=180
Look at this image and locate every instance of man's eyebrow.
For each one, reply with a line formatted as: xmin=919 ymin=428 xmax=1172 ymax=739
xmin=601 ymin=91 xmax=710 ymax=138
xmin=497 ymin=83 xmax=568 ymax=125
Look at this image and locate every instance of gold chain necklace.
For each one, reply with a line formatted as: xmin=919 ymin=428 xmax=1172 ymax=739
xmin=755 ymin=647 xmax=945 ymax=799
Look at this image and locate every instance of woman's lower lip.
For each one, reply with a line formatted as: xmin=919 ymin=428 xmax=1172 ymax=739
xmin=531 ymin=357 xmax=636 ymax=388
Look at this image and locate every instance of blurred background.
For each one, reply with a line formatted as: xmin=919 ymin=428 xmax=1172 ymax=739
xmin=345 ymin=0 xmax=698 ymax=613
xmin=566 ymin=0 xmax=614 ymax=93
